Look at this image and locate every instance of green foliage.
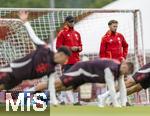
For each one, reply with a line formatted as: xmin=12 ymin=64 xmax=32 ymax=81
xmin=56 ymin=0 xmax=115 ymax=8
xmin=88 ymin=0 xmax=115 ymax=8
xmin=0 ymin=0 xmax=50 ymax=8
xmin=0 ymin=0 xmax=115 ymax=8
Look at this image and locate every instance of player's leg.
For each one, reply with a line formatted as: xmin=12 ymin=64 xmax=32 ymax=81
xmin=49 ymin=73 xmax=58 ymax=106
xmin=118 ymin=75 xmax=127 ymax=106
xmin=97 ymin=76 xmax=139 ymax=107
xmin=59 ymin=64 xmax=73 ymax=105
xmin=24 ymin=74 xmax=59 ymax=106
xmin=23 ymin=77 xmax=61 ymax=93
xmin=63 ymin=65 xmax=80 ymax=105
xmin=97 ymin=91 xmax=110 ymax=107
xmin=55 ymin=77 xmax=68 ymax=91
xmin=55 ymin=62 xmax=85 ymax=91
xmin=97 ymin=82 xmax=119 ymax=107
xmin=56 ymin=71 xmax=103 ymax=92
xmin=27 ymin=81 xmax=48 ymax=92
xmin=104 ymin=68 xmax=120 ymax=107
xmin=98 ymin=76 xmax=148 ymax=106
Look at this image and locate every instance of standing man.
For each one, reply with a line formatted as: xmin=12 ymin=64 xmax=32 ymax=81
xmin=56 ymin=16 xmax=82 ymax=105
xmin=56 ymin=15 xmax=82 ymax=72
xmin=99 ymin=20 xmax=128 ymax=62
xmin=98 ymin=20 xmax=128 ymax=106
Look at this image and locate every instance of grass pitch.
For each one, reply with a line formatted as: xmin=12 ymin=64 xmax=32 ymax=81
xmin=1 ymin=104 xmax=150 ymax=116
xmin=50 ymin=105 xmax=150 ymax=116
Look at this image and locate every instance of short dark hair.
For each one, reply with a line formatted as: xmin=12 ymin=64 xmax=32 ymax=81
xmin=57 ymin=46 xmax=72 ymax=56
xmin=108 ymin=20 xmax=118 ymax=26
xmin=65 ymin=15 xmax=75 ymax=23
xmin=126 ymin=62 xmax=134 ymax=74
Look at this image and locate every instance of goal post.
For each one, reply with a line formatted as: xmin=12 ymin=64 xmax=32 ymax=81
xmin=0 ymin=8 xmax=147 ymax=104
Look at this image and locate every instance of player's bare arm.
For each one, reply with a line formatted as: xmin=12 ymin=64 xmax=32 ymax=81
xmin=18 ymin=11 xmax=46 ymax=45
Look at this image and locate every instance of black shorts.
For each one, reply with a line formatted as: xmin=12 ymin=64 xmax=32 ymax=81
xmin=0 ymin=72 xmax=22 ymax=90
xmin=60 ymin=74 xmax=102 ymax=90
xmin=59 ymin=62 xmax=105 ymax=89
xmin=133 ymin=72 xmax=150 ymax=89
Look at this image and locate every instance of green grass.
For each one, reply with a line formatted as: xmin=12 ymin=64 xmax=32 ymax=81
xmin=1 ymin=104 xmax=150 ymax=116
xmin=50 ymin=105 xmax=150 ymax=116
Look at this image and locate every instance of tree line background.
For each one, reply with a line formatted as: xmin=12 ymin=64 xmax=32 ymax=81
xmin=0 ymin=0 xmax=115 ymax=8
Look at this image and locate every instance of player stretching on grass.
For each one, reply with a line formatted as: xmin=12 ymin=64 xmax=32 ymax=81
xmin=125 ymin=63 xmax=150 ymax=95
xmin=30 ymin=58 xmax=134 ymax=107
xmin=97 ymin=63 xmax=150 ymax=107
xmin=0 ymin=11 xmax=71 ymax=106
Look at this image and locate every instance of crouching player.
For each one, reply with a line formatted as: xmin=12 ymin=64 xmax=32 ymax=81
xmin=31 ymin=59 xmax=134 ymax=107
xmin=97 ymin=62 xmax=150 ymax=107
xmin=125 ymin=62 xmax=150 ymax=95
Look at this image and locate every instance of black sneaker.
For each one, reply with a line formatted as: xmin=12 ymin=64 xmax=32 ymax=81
xmin=73 ymin=102 xmax=81 ymax=106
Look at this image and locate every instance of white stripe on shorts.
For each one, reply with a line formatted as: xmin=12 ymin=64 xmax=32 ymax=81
xmin=10 ymin=59 xmax=32 ymax=68
xmin=138 ymin=68 xmax=150 ymax=73
xmin=64 ymin=68 xmax=99 ymax=77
